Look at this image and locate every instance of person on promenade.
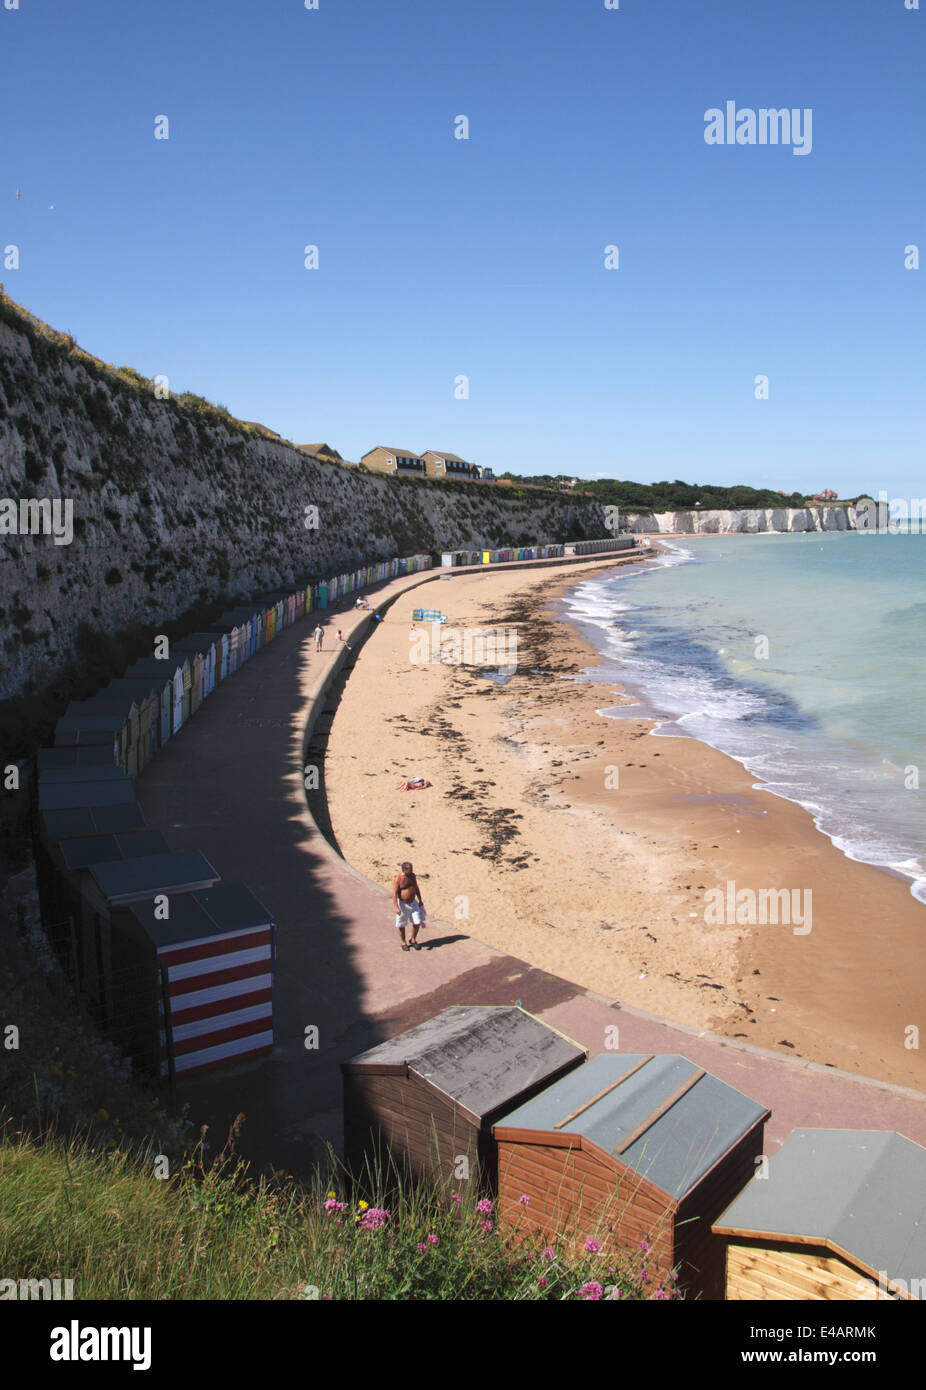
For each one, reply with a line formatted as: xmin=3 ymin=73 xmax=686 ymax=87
xmin=313 ymin=623 xmax=324 ymax=651
xmin=393 ymin=861 xmax=426 ymax=952
xmin=337 ymin=628 xmax=352 ymax=652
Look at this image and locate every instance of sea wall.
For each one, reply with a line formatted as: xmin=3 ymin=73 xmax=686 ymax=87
xmin=0 ymin=303 xmax=604 ymax=702
xmin=624 ymin=507 xmax=856 ymax=535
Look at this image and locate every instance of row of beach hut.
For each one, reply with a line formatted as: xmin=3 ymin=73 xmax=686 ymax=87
xmin=440 ymin=538 xmax=637 ymax=567
xmin=342 ymin=1006 xmax=926 ymax=1301
xmin=441 ymin=545 xmax=566 ymax=567
xmin=34 ymin=553 xmax=431 ymax=1079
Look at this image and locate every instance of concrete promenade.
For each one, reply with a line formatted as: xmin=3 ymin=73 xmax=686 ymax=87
xmin=135 ymin=560 xmax=926 ymax=1177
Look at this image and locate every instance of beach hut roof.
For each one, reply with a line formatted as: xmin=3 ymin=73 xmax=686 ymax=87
xmin=37 ymin=746 xmax=116 ymax=770
xmin=496 ymin=1052 xmax=769 ymax=1200
xmin=55 ymin=713 xmax=127 ymax=741
xmin=127 ymin=880 xmax=274 ymax=950
xmin=172 ymin=633 xmax=221 ymax=651
xmin=123 ymin=659 xmax=181 ymax=679
xmin=57 ymin=829 xmax=169 ymax=872
xmin=39 ymin=766 xmax=130 ymax=785
xmin=713 ymin=1128 xmax=926 ymax=1290
xmin=88 ymin=850 xmax=220 ymax=906
xmin=66 ymin=684 xmax=145 ymax=716
xmin=38 ymin=774 xmax=137 ymax=811
xmin=343 ymin=1005 xmax=586 ymax=1124
xmin=214 ymin=609 xmax=262 ymax=625
xmin=41 ymin=803 xmax=147 ymax=840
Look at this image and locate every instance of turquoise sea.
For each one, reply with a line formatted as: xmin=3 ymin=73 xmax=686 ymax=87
xmin=562 ymin=532 xmax=926 ymax=904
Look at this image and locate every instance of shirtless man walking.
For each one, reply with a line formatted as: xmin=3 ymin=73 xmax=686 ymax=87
xmin=392 ymin=861 xmax=426 ymax=952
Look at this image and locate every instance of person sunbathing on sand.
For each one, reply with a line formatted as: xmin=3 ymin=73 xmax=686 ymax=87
xmin=393 ymin=861 xmax=426 ymax=951
xmin=396 ymin=776 xmax=431 ymax=791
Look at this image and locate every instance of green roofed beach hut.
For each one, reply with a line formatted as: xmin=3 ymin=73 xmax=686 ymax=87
xmin=713 ymin=1129 xmax=926 ymax=1301
xmin=493 ymin=1052 xmax=769 ymax=1299
xmin=38 ymin=828 xmax=168 ymax=981
xmin=342 ymin=1005 xmax=587 ymax=1192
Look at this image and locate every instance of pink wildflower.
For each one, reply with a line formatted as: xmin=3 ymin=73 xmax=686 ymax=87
xmin=518 ymin=1194 xmax=530 ymax=1206
xmin=580 ymin=1281 xmax=604 ymax=1301
xmin=323 ymin=1199 xmax=346 ymax=1214
xmin=450 ymin=1193 xmax=462 ymax=1204
xmin=359 ymin=1206 xmax=390 ymax=1230
xmin=651 ymin=1288 xmax=669 ymax=1300
xmin=584 ymin=1237 xmax=600 ymax=1254
xmin=538 ymin=1276 xmax=548 ymax=1289
xmin=639 ymin=1239 xmax=650 ymax=1253
xmin=476 ymin=1198 xmax=493 ymax=1215
xmin=427 ymin=1234 xmax=439 ymax=1246
xmin=417 ymin=1243 xmax=428 ymax=1252
xmin=542 ymin=1246 xmax=555 ymax=1261
xmin=479 ymin=1220 xmax=493 ymax=1234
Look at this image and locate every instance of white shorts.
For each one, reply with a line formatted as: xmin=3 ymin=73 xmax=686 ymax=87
xmin=395 ymin=899 xmax=426 ymax=929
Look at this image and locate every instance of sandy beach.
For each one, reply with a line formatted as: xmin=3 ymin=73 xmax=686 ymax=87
xmin=320 ymin=557 xmax=926 ymax=1092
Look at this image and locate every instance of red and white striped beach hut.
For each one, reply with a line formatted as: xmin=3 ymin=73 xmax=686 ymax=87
xmin=126 ymin=881 xmax=275 ymax=1077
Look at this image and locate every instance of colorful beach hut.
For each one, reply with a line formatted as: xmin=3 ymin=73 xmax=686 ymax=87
xmin=126 ymin=881 xmax=276 ymax=1078
xmin=77 ymin=849 xmax=221 ymax=1058
xmin=492 ymin=1052 xmax=770 ymax=1299
xmin=713 ymin=1129 xmax=926 ymax=1301
xmin=342 ymin=1005 xmax=587 ymax=1191
xmin=123 ymin=660 xmax=178 ymax=745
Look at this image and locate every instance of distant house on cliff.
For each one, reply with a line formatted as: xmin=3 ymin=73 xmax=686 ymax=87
xmin=421 ymin=450 xmax=481 ymax=481
xmin=810 ymin=489 xmax=838 ymax=501
xmin=299 ymin=443 xmax=343 ymax=462
xmin=360 ymin=447 xmax=427 ymax=477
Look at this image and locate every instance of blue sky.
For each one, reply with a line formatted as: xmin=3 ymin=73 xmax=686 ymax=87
xmin=4 ymin=0 xmax=923 ymax=496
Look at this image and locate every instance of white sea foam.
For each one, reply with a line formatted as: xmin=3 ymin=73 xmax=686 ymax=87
xmin=562 ymin=532 xmax=926 ymax=902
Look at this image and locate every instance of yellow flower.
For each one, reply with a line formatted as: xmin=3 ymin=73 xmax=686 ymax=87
xmin=357 ymin=1200 xmax=369 ymax=1211
xmin=327 ymin=1191 xmax=336 ymax=1199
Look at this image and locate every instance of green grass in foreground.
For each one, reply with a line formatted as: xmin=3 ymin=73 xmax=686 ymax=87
xmin=0 ymin=1132 xmax=679 ymax=1301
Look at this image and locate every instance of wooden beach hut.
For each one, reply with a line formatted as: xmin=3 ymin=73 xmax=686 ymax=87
xmin=126 ymin=881 xmax=276 ymax=1078
xmin=493 ymin=1052 xmax=770 ymax=1300
xmin=35 ymin=795 xmax=149 ymax=944
xmin=342 ymin=1005 xmax=587 ymax=1191
xmin=65 ymin=687 xmax=147 ymax=775
xmin=55 ymin=713 xmax=128 ymax=770
xmin=713 ymin=1129 xmax=926 ymax=1301
xmin=123 ymin=661 xmax=178 ymax=745
xmin=39 ymin=828 xmax=168 ymax=980
xmin=76 ymin=849 xmax=221 ymax=1055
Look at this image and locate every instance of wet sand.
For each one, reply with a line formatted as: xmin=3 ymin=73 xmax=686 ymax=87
xmin=323 ymin=558 xmax=926 ymax=1092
